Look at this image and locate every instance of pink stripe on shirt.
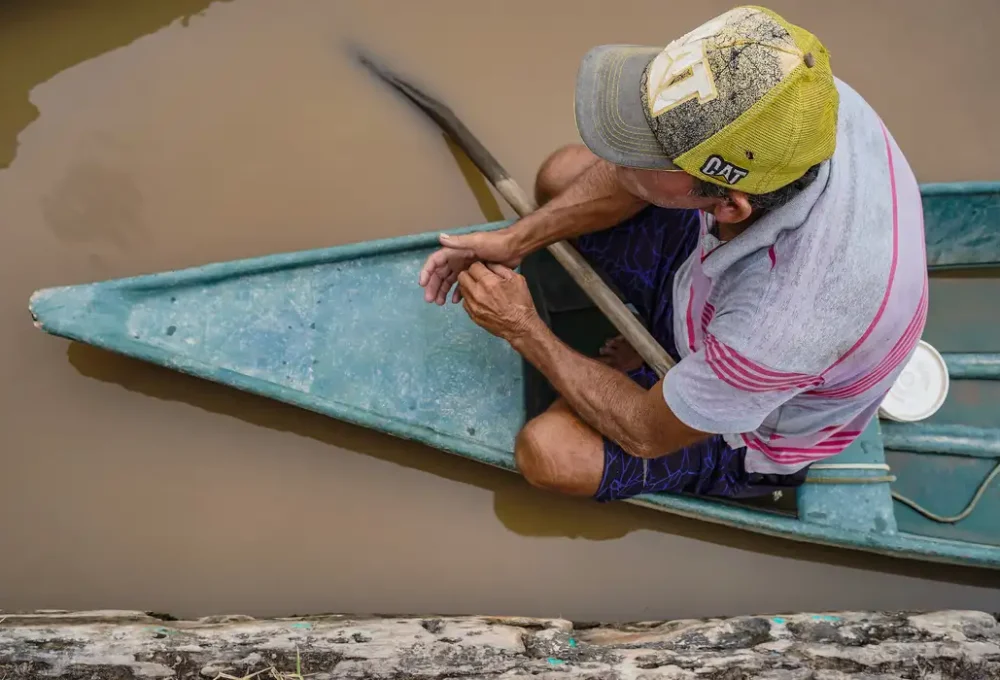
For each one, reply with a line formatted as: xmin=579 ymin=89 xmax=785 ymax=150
xmin=705 ymin=335 xmax=822 ymax=392
xmin=701 ymin=303 xmax=715 ymax=332
xmin=742 ymin=433 xmax=860 ymax=464
xmin=809 ymin=284 xmax=927 ymax=399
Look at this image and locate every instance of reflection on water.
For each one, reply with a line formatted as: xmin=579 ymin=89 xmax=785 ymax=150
xmin=0 ymin=0 xmax=228 ymax=169
xmin=1 ymin=0 xmax=999 ymax=621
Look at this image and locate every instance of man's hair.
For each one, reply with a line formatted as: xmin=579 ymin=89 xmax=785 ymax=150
xmin=692 ymin=163 xmax=822 ymax=213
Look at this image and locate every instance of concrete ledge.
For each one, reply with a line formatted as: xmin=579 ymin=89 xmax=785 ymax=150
xmin=1 ymin=609 xmax=998 ymax=678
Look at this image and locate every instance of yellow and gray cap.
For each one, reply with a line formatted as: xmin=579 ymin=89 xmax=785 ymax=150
xmin=574 ymin=5 xmax=839 ymax=194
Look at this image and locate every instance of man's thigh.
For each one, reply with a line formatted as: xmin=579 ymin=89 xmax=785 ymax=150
xmin=575 ymin=206 xmax=701 ymax=358
xmin=596 ymin=433 xmax=750 ymax=503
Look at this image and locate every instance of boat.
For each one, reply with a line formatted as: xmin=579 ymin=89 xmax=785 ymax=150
xmin=28 ymin=181 xmax=1000 ymax=569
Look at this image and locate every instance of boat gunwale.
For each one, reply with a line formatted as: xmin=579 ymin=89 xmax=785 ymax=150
xmin=920 ymin=181 xmax=1000 ymax=271
xmin=917 ymin=180 xmax=1000 ymax=195
xmin=31 ymin=220 xmax=517 ymax=297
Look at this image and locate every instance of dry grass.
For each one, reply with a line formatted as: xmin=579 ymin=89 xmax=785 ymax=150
xmin=212 ymin=647 xmax=313 ymax=680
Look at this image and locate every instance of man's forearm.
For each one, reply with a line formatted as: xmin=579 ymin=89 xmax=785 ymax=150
xmin=512 ymin=320 xmax=671 ymax=459
xmin=505 ymin=160 xmax=647 ymax=258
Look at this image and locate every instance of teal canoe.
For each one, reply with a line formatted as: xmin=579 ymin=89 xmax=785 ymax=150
xmin=28 ymin=181 xmax=1000 ymax=570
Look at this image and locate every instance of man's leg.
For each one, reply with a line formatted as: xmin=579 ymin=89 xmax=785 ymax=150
xmin=514 ymin=392 xmax=750 ymax=501
xmin=534 ymin=144 xmax=600 ymax=206
xmin=514 ymin=398 xmax=605 ymax=497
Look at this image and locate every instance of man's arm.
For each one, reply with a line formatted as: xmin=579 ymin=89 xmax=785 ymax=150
xmin=504 ymin=159 xmax=649 ymax=257
xmin=513 ymin=319 xmax=709 ymax=458
xmin=455 ymin=262 xmax=709 ymax=459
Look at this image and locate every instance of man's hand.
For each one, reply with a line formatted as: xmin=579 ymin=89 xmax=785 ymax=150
xmin=418 ymin=231 xmax=520 ymax=306
xmin=456 ymin=262 xmax=541 ymax=342
xmin=418 ymin=155 xmax=649 ymax=306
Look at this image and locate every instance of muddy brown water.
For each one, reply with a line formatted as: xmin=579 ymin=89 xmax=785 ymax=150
xmin=2 ymin=0 xmax=998 ymax=621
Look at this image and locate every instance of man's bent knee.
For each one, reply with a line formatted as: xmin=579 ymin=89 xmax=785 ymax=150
xmin=534 ymin=144 xmax=599 ymax=206
xmin=514 ymin=412 xmax=603 ymax=496
xmin=514 ymin=420 xmax=560 ymax=490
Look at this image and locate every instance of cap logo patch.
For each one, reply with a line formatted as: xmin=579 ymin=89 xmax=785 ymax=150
xmin=701 ymin=155 xmax=749 ymax=185
xmin=646 ymin=14 xmax=727 ymax=117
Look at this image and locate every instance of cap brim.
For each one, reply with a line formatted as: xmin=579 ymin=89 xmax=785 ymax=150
xmin=575 ymin=45 xmax=679 ymax=170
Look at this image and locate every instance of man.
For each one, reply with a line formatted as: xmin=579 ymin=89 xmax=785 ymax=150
xmin=418 ymin=5 xmax=927 ymax=503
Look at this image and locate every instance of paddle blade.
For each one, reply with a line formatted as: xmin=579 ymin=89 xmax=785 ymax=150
xmin=350 ymin=45 xmax=508 ymax=186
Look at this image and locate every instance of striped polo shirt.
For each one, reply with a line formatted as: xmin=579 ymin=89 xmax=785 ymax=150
xmin=663 ymin=78 xmax=928 ymax=475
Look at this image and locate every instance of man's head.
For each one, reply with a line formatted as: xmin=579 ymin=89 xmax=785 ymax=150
xmin=575 ymin=5 xmax=838 ymax=223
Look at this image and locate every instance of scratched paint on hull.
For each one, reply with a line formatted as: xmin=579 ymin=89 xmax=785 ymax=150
xmin=36 ymin=242 xmax=526 ymax=465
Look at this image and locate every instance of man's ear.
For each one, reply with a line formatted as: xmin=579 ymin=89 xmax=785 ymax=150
xmin=710 ymin=190 xmax=752 ymax=223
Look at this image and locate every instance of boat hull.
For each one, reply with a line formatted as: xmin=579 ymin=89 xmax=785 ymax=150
xmin=28 ymin=183 xmax=1000 ymax=570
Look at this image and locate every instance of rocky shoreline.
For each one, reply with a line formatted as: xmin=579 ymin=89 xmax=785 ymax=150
xmin=1 ymin=608 xmax=998 ymax=678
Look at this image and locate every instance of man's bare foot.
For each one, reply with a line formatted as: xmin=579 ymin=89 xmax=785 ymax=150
xmin=598 ymin=335 xmax=644 ymax=373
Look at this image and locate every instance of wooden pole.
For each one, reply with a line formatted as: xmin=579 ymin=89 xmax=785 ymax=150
xmin=355 ymin=50 xmax=676 ymax=377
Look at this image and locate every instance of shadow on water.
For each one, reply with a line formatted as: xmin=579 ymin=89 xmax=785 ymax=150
xmin=67 ymin=341 xmax=998 ymax=588
xmin=0 ymin=0 xmax=229 ymax=169
xmin=441 ymin=133 xmax=508 ymax=224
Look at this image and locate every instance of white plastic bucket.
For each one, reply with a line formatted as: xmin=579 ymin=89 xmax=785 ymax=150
xmin=878 ymin=340 xmax=950 ymax=422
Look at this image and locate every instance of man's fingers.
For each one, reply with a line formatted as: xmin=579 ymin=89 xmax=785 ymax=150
xmin=601 ymin=335 xmax=624 ymax=352
xmin=418 ymin=257 xmax=430 ymax=286
xmin=456 ymin=271 xmax=481 ymax=302
xmin=423 ymin=266 xmax=453 ymax=302
xmin=439 ymin=232 xmax=468 ymax=247
xmin=423 ymin=275 xmax=441 ymax=303
xmin=419 ymin=246 xmax=474 ymax=287
xmin=419 ymin=250 xmax=448 ymax=287
xmin=466 ymin=261 xmax=496 ymax=282
xmin=434 ymin=274 xmax=457 ymax=305
xmin=436 ymin=272 xmax=459 ymax=306
xmin=486 ymin=263 xmax=515 ymax=280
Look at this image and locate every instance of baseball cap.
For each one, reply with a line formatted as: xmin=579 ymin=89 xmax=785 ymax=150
xmin=574 ymin=5 xmax=839 ymax=194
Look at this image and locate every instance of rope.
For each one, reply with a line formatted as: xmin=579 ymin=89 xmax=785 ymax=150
xmin=810 ymin=463 xmax=890 ymax=471
xmin=806 ymin=475 xmax=897 ymax=484
xmin=804 ymin=463 xmax=894 ymax=484
xmin=890 ymin=460 xmax=1000 ymax=524
xmin=801 ymin=460 xmax=1000 ymax=523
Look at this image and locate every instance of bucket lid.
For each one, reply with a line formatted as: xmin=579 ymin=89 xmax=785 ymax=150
xmin=879 ymin=340 xmax=949 ymax=422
